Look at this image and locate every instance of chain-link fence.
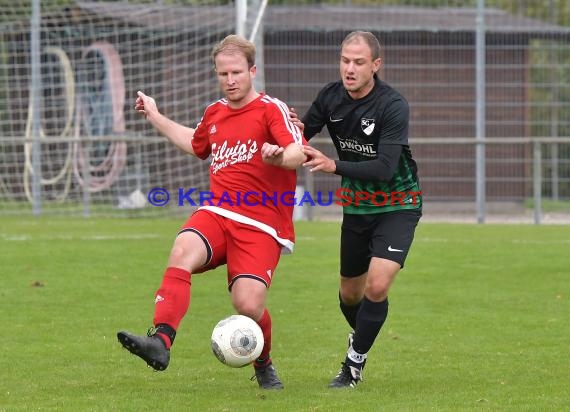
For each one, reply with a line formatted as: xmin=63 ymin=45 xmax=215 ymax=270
xmin=1 ymin=1 xmax=569 ymax=222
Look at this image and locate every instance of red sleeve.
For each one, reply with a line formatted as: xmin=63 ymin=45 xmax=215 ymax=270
xmin=191 ymin=113 xmax=212 ymax=160
xmin=264 ymin=96 xmax=305 ymax=147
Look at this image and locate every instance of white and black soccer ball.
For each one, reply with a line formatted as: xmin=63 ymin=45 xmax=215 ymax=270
xmin=211 ymin=314 xmax=264 ymax=368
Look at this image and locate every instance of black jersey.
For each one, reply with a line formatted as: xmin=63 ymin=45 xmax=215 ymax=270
xmin=303 ymin=77 xmax=422 ymax=214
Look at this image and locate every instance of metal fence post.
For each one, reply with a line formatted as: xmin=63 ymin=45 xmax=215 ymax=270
xmin=305 ymin=166 xmax=314 ymax=222
xmin=30 ymin=0 xmax=42 ymax=215
xmin=533 ymin=140 xmax=542 ymax=224
xmin=475 ymin=0 xmax=487 ymax=224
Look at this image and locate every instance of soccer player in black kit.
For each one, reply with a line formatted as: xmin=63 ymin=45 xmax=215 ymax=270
xmin=295 ymin=31 xmax=422 ymax=388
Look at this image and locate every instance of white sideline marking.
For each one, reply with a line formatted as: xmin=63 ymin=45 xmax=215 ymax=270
xmin=1 ymin=234 xmax=161 ymax=241
xmin=418 ymin=237 xmax=570 ymax=245
xmin=510 ymin=239 xmax=570 ymax=245
xmin=417 ymin=237 xmax=472 ymax=243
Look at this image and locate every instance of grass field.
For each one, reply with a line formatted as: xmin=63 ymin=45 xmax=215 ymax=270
xmin=1 ymin=217 xmax=568 ymax=411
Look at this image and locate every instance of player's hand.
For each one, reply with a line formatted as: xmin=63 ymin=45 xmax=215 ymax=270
xmin=289 ymin=107 xmax=304 ymax=133
xmin=135 ymin=91 xmax=158 ymax=120
xmin=302 ymin=145 xmax=336 ymax=174
xmin=261 ymin=142 xmax=285 ymax=165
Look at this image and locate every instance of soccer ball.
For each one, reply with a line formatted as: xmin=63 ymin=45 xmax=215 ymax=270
xmin=211 ymin=314 xmax=264 ymax=368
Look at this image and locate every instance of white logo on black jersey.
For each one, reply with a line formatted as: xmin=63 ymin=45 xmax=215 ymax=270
xmin=337 ymin=137 xmax=376 ymax=157
xmin=361 ymin=118 xmax=375 ymax=135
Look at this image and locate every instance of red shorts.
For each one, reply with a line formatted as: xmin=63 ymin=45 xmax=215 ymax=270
xmin=179 ymin=209 xmax=281 ymax=289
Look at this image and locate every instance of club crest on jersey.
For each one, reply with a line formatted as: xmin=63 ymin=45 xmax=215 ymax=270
xmin=209 ymin=124 xmax=217 ymax=135
xmin=361 ymin=118 xmax=375 ymax=136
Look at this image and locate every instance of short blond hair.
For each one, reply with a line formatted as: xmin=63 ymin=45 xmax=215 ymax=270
xmin=212 ymin=34 xmax=256 ymax=68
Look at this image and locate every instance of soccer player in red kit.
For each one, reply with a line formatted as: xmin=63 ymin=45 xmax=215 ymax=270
xmin=117 ymin=34 xmax=306 ymax=390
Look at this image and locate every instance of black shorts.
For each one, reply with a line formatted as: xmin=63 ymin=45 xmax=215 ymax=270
xmin=340 ymin=210 xmax=421 ymax=277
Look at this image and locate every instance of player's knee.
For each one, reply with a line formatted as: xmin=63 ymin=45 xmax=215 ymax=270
xmin=168 ymin=243 xmax=188 ymax=266
xmin=364 ymin=279 xmax=389 ymax=301
xmin=234 ymin=302 xmax=264 ymax=320
xmin=339 ymin=288 xmax=364 ymax=306
xmin=168 ymin=237 xmax=207 ymax=269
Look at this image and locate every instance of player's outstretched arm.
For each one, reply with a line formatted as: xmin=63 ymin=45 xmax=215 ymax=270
xmin=135 ymin=91 xmax=196 ymax=156
xmin=261 ymin=142 xmax=306 ymax=170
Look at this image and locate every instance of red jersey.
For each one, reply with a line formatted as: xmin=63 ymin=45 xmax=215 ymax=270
xmin=191 ymin=93 xmax=305 ymax=253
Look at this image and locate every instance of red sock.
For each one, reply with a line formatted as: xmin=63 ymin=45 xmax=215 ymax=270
xmin=152 ymin=267 xmax=191 ymax=347
xmin=156 ymin=332 xmax=172 ymax=350
xmin=254 ymin=309 xmax=272 ymax=367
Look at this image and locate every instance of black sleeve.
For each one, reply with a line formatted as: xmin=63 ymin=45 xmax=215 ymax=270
xmin=334 ymin=144 xmax=402 ymax=181
xmin=302 ymin=84 xmax=335 ymax=140
xmin=302 ymin=101 xmax=325 ymax=140
xmin=380 ymin=98 xmax=409 ymax=145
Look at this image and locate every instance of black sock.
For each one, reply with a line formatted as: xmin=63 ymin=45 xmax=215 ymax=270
xmin=155 ymin=323 xmax=176 ymax=347
xmin=339 ymin=292 xmax=362 ymax=330
xmin=352 ymin=297 xmax=389 ymax=354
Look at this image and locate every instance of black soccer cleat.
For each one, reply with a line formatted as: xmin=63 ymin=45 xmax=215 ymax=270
xmin=253 ymin=362 xmax=284 ymax=390
xmin=328 ymin=358 xmax=364 ymax=388
xmin=117 ymin=330 xmax=170 ymax=371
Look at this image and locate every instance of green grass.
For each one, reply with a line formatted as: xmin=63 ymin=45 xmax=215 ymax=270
xmin=1 ymin=217 xmax=568 ymax=411
xmin=524 ymin=198 xmax=570 ymax=212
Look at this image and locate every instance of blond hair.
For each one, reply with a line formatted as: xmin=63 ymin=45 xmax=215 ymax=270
xmin=212 ymin=34 xmax=256 ymax=68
